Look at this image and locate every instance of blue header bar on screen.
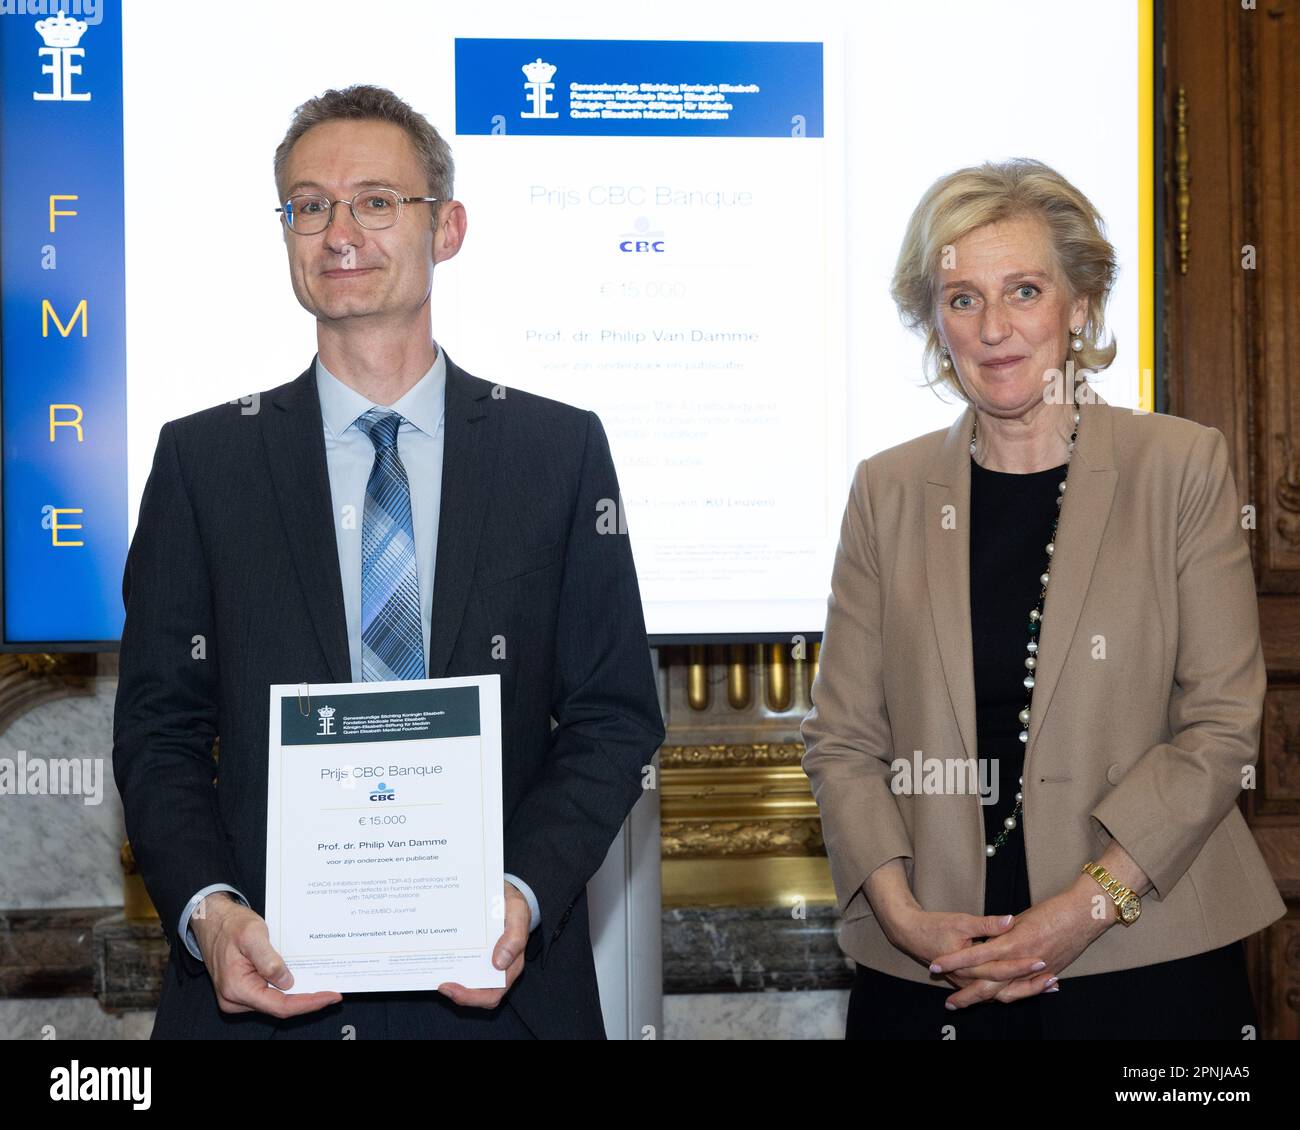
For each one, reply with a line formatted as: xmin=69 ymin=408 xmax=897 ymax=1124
xmin=455 ymin=38 xmax=823 ymax=138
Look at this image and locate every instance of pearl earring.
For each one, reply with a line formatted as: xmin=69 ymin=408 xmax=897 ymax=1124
xmin=1070 ymin=325 xmax=1085 ymax=353
xmin=940 ymin=347 xmax=952 ymax=370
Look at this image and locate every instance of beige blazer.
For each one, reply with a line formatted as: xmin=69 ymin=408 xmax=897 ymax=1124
xmin=801 ymin=391 xmax=1286 ymax=985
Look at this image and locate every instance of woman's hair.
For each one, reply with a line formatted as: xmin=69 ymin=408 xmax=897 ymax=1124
xmin=890 ymin=158 xmax=1118 ymax=401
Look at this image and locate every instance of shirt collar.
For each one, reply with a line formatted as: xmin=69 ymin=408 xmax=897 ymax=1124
xmin=315 ymin=345 xmax=446 ymax=440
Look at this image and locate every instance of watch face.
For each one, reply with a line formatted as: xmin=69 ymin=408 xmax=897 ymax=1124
xmin=1119 ymin=896 xmax=1141 ymax=923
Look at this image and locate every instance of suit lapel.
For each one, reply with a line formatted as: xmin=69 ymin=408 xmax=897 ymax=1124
xmin=1022 ymin=393 xmax=1117 ymax=771
xmin=925 ymin=407 xmax=979 ymax=762
xmin=427 ymin=352 xmax=498 ymax=678
xmin=262 ymin=359 xmax=352 ymax=684
xmin=924 ymin=389 xmax=1118 ymax=774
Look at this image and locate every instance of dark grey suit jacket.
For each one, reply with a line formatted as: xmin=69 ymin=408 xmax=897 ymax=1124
xmin=112 ymin=351 xmax=665 ymax=1039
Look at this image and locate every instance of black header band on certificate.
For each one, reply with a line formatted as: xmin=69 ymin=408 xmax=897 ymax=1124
xmin=279 ymin=684 xmax=482 ymax=746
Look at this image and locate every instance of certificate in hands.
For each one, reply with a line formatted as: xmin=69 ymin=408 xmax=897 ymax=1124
xmin=265 ymin=674 xmax=505 ymax=994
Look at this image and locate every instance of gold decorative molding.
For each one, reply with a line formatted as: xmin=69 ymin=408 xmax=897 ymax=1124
xmin=662 ymin=856 xmax=834 ymax=908
xmin=0 ymin=652 xmax=97 ymax=735
xmin=662 ymin=765 xmax=818 ymax=820
xmin=658 ymin=644 xmax=829 ymax=905
xmin=659 ymin=742 xmax=804 ymax=768
xmin=660 ymin=739 xmax=827 ymax=906
xmin=662 ymin=817 xmax=824 ymax=858
xmin=661 ymin=749 xmax=823 ymax=884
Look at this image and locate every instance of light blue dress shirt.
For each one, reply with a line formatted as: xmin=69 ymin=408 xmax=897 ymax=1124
xmin=179 ymin=344 xmax=540 ymax=961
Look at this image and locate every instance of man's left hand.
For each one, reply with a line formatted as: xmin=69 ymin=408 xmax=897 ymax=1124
xmin=437 ymin=880 xmax=530 ymax=1008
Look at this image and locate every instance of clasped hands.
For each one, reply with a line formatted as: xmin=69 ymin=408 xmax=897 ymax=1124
xmin=883 ymin=877 xmax=1113 ymax=1010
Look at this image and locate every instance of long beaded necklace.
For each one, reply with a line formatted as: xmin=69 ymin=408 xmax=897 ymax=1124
xmin=971 ymin=387 xmax=1082 ymax=859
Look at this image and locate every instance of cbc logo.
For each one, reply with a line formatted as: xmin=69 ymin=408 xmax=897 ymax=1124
xmin=619 ymin=239 xmax=666 ymax=253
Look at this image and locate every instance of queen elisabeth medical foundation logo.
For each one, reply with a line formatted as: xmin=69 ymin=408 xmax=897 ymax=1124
xmin=33 ymin=9 xmax=91 ymax=102
xmin=521 ymin=57 xmax=558 ymax=120
xmin=316 ymin=704 xmax=336 ymax=737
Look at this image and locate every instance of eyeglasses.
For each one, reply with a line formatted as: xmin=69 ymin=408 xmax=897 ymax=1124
xmin=276 ymin=188 xmax=439 ymax=234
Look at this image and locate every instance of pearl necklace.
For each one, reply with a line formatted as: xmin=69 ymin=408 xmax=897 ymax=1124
xmin=971 ymin=390 xmax=1082 ymax=858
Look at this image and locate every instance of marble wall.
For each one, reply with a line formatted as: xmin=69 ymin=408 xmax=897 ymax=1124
xmin=0 ymin=654 xmax=158 ymax=1038
xmin=665 ymin=990 xmax=849 ymax=1039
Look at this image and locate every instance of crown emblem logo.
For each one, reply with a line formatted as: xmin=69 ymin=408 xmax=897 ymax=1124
xmin=521 ymin=57 xmax=559 ymax=120
xmin=522 ymin=58 xmax=556 ymax=84
xmin=35 ymin=10 xmax=88 ymax=48
xmin=315 ymin=703 xmax=337 ymax=736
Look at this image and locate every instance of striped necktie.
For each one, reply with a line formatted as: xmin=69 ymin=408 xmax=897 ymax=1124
xmin=356 ymin=407 xmax=425 ymax=681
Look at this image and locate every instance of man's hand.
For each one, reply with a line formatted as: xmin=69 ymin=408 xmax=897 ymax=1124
xmin=191 ymin=893 xmax=343 ymax=1018
xmin=437 ymin=880 xmax=530 ymax=1008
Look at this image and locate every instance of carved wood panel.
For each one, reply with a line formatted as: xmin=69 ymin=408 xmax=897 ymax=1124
xmin=1165 ymin=0 xmax=1300 ymax=1041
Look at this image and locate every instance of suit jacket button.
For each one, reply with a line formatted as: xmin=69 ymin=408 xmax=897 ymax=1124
xmin=1106 ymin=763 xmax=1124 ymax=785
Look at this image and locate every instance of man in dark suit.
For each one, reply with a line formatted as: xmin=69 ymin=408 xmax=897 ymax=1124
xmin=111 ymin=84 xmax=664 ymax=1039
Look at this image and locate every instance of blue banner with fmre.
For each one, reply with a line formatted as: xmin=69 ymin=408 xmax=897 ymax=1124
xmin=0 ymin=0 xmax=126 ymax=646
xmin=455 ymin=38 xmax=823 ymax=138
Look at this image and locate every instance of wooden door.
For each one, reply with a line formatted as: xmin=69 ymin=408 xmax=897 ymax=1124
xmin=1164 ymin=0 xmax=1299 ymax=1040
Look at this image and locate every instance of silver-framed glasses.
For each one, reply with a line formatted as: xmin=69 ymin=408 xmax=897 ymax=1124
xmin=276 ymin=188 xmax=439 ymax=234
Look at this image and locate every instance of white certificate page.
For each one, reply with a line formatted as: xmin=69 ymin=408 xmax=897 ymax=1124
xmin=265 ymin=675 xmax=505 ymax=994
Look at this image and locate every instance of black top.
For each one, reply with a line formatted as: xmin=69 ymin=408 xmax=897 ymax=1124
xmin=969 ymin=455 xmax=1066 ymax=918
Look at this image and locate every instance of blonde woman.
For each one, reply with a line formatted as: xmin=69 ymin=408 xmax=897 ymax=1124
xmin=802 ymin=159 xmax=1284 ymax=1039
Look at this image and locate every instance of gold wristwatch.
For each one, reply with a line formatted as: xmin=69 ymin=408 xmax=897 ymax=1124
xmin=1081 ymin=862 xmax=1142 ymax=926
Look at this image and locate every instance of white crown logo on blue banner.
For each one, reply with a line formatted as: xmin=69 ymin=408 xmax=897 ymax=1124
xmin=33 ymin=8 xmax=91 ymax=102
xmin=35 ymin=10 xmax=87 ymax=48
xmin=521 ymin=57 xmax=559 ymax=120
